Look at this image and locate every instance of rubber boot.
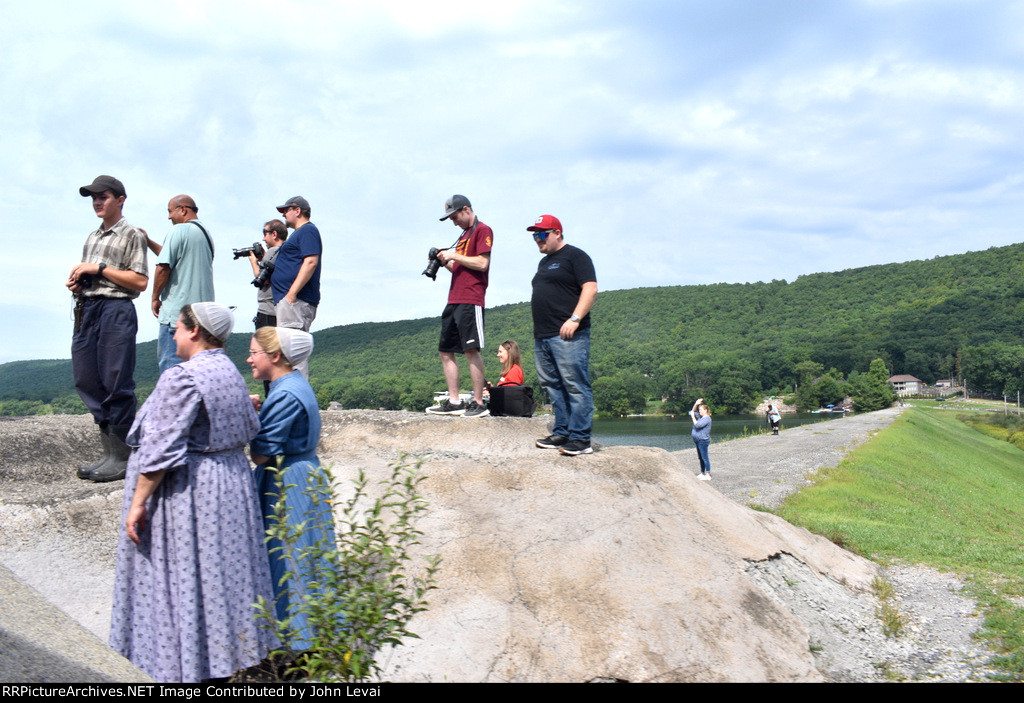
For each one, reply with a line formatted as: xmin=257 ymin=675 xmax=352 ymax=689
xmin=89 ymin=423 xmax=132 ymax=483
xmin=78 ymin=424 xmax=111 ymax=479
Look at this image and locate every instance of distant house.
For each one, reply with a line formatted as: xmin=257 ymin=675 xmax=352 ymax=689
xmin=888 ymin=374 xmax=925 ymax=396
xmin=935 ymin=379 xmax=954 ymax=388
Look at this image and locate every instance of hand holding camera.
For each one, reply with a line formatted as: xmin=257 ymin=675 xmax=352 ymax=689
xmin=232 ymin=242 xmax=265 ymax=260
xmin=422 ymin=246 xmax=444 ymax=280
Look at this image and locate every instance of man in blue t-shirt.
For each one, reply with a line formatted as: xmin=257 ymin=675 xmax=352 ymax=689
xmin=272 ymin=195 xmax=322 ymax=377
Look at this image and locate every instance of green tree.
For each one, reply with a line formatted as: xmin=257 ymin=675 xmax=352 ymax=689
xmin=850 ymin=358 xmax=896 ymax=411
xmin=593 ymin=371 xmax=648 ymax=417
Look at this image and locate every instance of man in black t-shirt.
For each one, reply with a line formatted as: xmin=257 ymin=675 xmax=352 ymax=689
xmin=527 ymin=215 xmax=598 ymax=456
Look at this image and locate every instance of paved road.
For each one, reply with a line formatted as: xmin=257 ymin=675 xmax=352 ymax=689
xmin=673 ymin=406 xmax=904 ymax=508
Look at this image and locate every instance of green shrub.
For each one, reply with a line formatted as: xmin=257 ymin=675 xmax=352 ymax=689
xmin=257 ymin=456 xmax=440 ymax=681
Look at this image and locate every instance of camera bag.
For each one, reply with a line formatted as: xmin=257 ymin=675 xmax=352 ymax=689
xmin=488 ymin=385 xmax=535 ymax=417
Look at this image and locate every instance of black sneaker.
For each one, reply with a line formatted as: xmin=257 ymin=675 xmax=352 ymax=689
xmin=558 ymin=440 xmax=593 ymax=456
xmin=463 ymin=400 xmax=490 ymax=418
xmin=425 ymin=399 xmax=466 ymax=415
xmin=536 ymin=434 xmax=569 ymax=449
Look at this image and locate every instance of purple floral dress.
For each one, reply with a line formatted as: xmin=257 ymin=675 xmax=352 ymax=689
xmin=109 ymin=349 xmax=277 ymax=682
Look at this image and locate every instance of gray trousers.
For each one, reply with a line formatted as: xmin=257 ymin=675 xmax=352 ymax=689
xmin=275 ymin=298 xmax=317 ymax=378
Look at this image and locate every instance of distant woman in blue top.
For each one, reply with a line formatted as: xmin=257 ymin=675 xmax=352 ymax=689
xmin=247 ymin=326 xmax=334 ymax=650
xmin=689 ymin=397 xmax=712 ymax=481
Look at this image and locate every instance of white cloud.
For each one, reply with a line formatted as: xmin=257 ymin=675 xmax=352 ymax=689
xmin=2 ymin=0 xmax=1023 ymax=363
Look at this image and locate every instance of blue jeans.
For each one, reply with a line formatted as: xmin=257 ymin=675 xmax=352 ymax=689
xmin=534 ymin=329 xmax=594 ymax=442
xmin=157 ymin=323 xmax=184 ymax=373
xmin=694 ymin=439 xmax=711 ymax=474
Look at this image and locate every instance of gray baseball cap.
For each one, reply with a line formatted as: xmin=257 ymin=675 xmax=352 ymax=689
xmin=276 ymin=195 xmax=310 ymax=213
xmin=440 ymin=194 xmax=471 ymax=221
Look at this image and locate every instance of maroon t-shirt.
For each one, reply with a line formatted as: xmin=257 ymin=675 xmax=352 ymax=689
xmin=447 ymin=220 xmax=492 ymax=306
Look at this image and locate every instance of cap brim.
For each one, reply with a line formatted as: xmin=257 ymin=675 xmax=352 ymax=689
xmin=439 ymin=212 xmax=455 ymax=221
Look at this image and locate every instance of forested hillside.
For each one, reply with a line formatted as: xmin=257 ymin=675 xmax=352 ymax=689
xmin=4 ymin=242 xmax=1024 ymax=415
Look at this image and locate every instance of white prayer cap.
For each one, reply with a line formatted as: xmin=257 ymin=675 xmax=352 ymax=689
xmin=275 ymin=327 xmax=314 ymax=366
xmin=191 ymin=302 xmax=235 ymax=343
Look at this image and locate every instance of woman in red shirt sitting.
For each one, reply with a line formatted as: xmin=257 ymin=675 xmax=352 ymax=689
xmin=496 ymin=339 xmax=524 ymax=386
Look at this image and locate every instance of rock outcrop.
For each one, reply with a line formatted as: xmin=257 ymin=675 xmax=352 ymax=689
xmin=0 ymin=411 xmax=880 ymax=682
xmin=318 ymin=411 xmax=877 ymax=682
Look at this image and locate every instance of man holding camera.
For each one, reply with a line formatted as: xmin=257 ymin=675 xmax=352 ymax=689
xmin=66 ymin=175 xmax=149 ymax=482
xmin=272 ymin=195 xmax=322 ymax=378
xmin=148 ymin=194 xmax=215 ymax=372
xmin=528 ymin=215 xmax=597 ymax=456
xmin=249 ymin=219 xmax=287 ymax=330
xmin=426 ymin=194 xmax=492 ymax=418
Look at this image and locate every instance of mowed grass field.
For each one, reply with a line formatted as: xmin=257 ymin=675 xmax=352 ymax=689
xmin=778 ymin=407 xmax=1024 ymax=678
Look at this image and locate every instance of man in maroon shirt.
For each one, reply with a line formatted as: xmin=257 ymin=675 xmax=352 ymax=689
xmin=426 ymin=195 xmax=493 ymax=418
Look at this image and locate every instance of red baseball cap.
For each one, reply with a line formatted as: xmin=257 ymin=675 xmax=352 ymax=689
xmin=527 ymin=214 xmax=562 ymax=232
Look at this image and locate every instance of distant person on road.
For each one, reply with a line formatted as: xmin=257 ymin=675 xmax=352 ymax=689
xmin=766 ymin=403 xmax=781 ymax=435
xmin=689 ymin=397 xmax=712 ymax=480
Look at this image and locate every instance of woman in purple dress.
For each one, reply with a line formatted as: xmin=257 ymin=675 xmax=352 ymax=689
xmin=110 ymin=303 xmax=277 ymax=682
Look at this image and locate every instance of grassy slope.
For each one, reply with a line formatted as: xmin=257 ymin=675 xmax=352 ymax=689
xmin=778 ymin=407 xmax=1024 ymax=677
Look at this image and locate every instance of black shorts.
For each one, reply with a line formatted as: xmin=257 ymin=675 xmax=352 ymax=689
xmin=438 ymin=303 xmax=484 ymax=353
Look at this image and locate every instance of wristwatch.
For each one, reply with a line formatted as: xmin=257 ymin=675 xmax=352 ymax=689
xmin=97 ymin=263 xmax=107 ymax=278
xmin=570 ymin=314 xmax=581 ymax=323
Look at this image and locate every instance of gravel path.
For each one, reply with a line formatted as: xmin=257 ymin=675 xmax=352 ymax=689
xmin=673 ymin=407 xmax=1000 ymax=682
xmin=674 ymin=406 xmax=902 ymax=508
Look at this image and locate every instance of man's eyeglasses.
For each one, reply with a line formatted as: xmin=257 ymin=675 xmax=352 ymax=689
xmin=262 ymin=230 xmax=272 ymax=235
xmin=532 ymin=230 xmax=551 ymax=241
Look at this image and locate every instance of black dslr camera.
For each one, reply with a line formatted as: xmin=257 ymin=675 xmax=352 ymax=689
xmin=252 ymin=258 xmax=274 ymax=288
xmin=232 ymin=242 xmax=265 ymax=260
xmin=422 ymin=247 xmax=443 ymax=280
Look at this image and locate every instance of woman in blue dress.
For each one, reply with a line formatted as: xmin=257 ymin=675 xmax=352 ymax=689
xmin=110 ymin=303 xmax=276 ymax=682
xmin=247 ymin=326 xmax=334 ymax=650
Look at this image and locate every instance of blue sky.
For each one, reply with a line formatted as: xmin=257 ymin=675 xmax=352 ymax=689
xmin=2 ymin=0 xmax=1022 ymax=363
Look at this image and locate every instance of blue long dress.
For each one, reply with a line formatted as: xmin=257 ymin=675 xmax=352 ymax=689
xmin=110 ymin=349 xmax=277 ymax=682
xmin=251 ymin=370 xmax=335 ymax=650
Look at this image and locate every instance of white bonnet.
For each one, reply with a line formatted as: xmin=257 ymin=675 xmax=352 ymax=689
xmin=275 ymin=327 xmax=314 ymax=365
xmin=190 ymin=302 xmax=235 ymax=343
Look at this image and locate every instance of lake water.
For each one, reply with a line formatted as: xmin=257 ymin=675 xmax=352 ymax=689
xmin=592 ymin=412 xmax=845 ymax=452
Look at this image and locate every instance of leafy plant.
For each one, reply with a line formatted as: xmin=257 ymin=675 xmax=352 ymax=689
xmin=256 ymin=455 xmax=441 ymax=681
xmin=872 ymin=576 xmax=905 ymax=638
